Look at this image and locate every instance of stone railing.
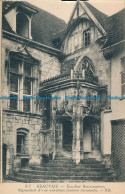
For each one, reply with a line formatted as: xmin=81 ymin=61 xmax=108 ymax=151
xmin=40 ymin=73 xmax=70 ymax=87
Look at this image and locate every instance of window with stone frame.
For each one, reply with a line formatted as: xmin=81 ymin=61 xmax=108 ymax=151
xmin=121 ymin=57 xmax=125 ymax=96
xmin=8 ymin=55 xmax=34 ymax=112
xmin=83 ymin=29 xmax=90 ymax=47
xmin=23 ymin=62 xmax=33 ymax=112
xmin=17 ymin=133 xmax=26 ymax=154
xmin=16 ymin=128 xmax=29 ymax=154
xmin=9 ymin=57 xmax=20 ymax=110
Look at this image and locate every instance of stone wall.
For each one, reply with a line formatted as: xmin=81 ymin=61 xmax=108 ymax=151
xmin=2 ymin=110 xmax=42 ymax=175
xmin=62 ymin=42 xmax=111 ymax=96
xmin=2 ymin=36 xmax=61 ymax=176
xmin=101 ymin=110 xmax=112 ymax=155
xmin=2 ymin=38 xmax=61 ymax=89
xmin=110 ymin=48 xmax=125 ymax=120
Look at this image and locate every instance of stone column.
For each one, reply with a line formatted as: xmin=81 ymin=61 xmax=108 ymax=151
xmin=51 ymin=110 xmax=56 ymax=159
xmin=72 ymin=102 xmax=81 ymax=164
xmin=80 ymin=112 xmax=84 ymax=160
xmin=75 ymin=117 xmax=81 ymax=164
xmin=72 ymin=118 xmax=76 ymax=161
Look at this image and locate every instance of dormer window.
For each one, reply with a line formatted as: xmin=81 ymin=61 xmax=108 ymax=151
xmin=16 ymin=13 xmax=29 ymax=38
xmin=4 ymin=2 xmax=38 ymax=39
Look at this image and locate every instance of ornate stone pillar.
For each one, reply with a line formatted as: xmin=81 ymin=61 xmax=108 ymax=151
xmin=51 ymin=110 xmax=56 ymax=159
xmin=75 ymin=116 xmax=81 ymax=164
xmin=72 ymin=101 xmax=81 ymax=164
xmin=80 ymin=108 xmax=84 ymax=160
xmin=72 ymin=119 xmax=76 ymax=161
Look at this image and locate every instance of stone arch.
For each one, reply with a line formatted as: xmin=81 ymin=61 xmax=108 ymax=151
xmin=74 ymin=56 xmax=95 ymax=73
xmin=13 ymin=124 xmax=34 ymax=155
xmin=17 ymin=128 xmax=29 ymax=134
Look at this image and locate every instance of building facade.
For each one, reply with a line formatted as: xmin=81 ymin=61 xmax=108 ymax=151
xmin=1 ymin=1 xmax=125 ymax=180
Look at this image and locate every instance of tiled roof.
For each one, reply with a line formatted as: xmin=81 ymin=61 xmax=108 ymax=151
xmin=103 ymin=8 xmax=125 ymax=48
xmin=84 ymin=2 xmax=125 ymax=48
xmin=84 ymin=2 xmax=108 ymax=29
xmin=2 ymin=1 xmax=125 ymax=49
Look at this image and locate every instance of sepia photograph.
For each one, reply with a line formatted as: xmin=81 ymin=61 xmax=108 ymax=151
xmin=0 ymin=0 xmax=125 ymax=190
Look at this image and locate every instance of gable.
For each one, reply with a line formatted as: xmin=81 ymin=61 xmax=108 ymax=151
xmin=68 ymin=1 xmax=107 ymax=36
xmin=63 ymin=18 xmax=101 ymax=54
xmin=69 ymin=2 xmax=86 ymax=22
xmin=62 ymin=1 xmax=108 ymax=55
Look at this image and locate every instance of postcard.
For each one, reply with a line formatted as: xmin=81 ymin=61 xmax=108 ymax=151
xmin=0 ymin=0 xmax=125 ymax=193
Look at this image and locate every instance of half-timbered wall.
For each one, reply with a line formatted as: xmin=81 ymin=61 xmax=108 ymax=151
xmin=63 ymin=20 xmax=101 ymax=55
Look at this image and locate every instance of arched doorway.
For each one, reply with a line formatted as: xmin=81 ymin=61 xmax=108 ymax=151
xmin=62 ymin=120 xmax=73 ymax=152
xmin=83 ymin=116 xmax=101 ymax=157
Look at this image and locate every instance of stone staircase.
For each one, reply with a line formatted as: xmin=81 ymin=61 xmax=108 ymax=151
xmin=8 ymin=152 xmax=116 ymax=182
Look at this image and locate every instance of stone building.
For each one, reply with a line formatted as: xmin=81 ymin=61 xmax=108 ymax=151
xmin=1 ymin=1 xmax=125 ymax=181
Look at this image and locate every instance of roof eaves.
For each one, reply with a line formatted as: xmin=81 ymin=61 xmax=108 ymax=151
xmin=3 ymin=1 xmax=38 ymax=15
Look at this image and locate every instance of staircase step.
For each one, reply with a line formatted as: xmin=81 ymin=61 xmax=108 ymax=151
xmin=19 ymin=169 xmax=113 ymax=176
xmin=54 ymin=159 xmax=102 ymax=164
xmin=9 ymin=174 xmax=114 ymax=182
xmin=14 ymin=172 xmax=111 ymax=179
xmin=8 ymin=154 xmax=116 ymax=182
xmin=38 ymin=162 xmax=106 ymax=168
xmin=30 ymin=166 xmax=112 ymax=172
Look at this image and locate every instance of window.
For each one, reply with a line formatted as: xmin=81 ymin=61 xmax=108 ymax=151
xmin=9 ymin=58 xmax=20 ymax=110
xmin=8 ymin=56 xmax=33 ymax=112
xmin=121 ymin=57 xmax=125 ymax=96
xmin=41 ymin=97 xmax=51 ymax=130
xmin=23 ymin=63 xmax=32 ymax=112
xmin=17 ymin=128 xmax=29 ymax=154
xmin=83 ymin=29 xmax=90 ymax=47
xmin=10 ymin=94 xmax=18 ymax=110
xmin=17 ymin=134 xmax=25 ymax=154
xmin=23 ymin=78 xmax=31 ymax=95
xmin=10 ymin=74 xmax=18 ymax=93
xmin=16 ymin=13 xmax=29 ymax=38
